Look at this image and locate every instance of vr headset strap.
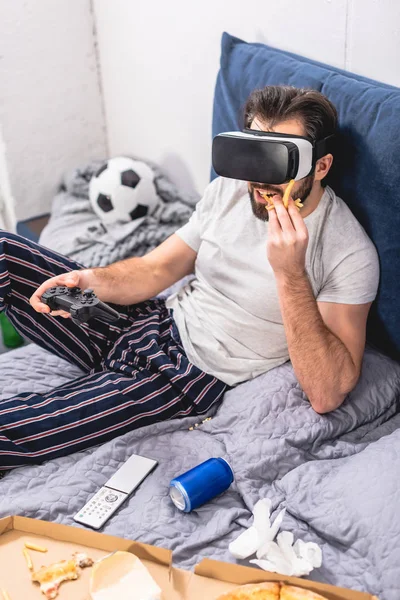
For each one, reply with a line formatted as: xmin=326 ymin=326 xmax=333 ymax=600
xmin=314 ymin=134 xmax=335 ymax=160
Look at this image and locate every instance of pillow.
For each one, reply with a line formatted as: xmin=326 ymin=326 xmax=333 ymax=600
xmin=212 ymin=32 xmax=400 ymax=361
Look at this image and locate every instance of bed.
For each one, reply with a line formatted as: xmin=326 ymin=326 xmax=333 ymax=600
xmin=1 ymin=33 xmax=400 ymax=600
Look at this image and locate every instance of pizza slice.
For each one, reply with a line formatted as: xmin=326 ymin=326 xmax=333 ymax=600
xmin=31 ymin=552 xmax=93 ymax=599
xmin=216 ymin=582 xmax=329 ymax=600
xmin=216 ymin=582 xmax=280 ymax=600
xmin=280 ymin=584 xmax=328 ymax=599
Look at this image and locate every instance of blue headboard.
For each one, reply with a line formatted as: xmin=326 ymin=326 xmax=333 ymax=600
xmin=211 ymin=32 xmax=400 ymax=361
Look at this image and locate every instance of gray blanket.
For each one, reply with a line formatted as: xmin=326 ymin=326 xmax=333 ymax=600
xmin=2 ymin=162 xmax=400 ymax=599
xmin=0 ymin=343 xmax=399 ymax=600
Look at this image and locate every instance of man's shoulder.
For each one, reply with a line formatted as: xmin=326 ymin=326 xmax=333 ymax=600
xmin=203 ymin=177 xmax=247 ymax=206
xmin=323 ymin=186 xmax=357 ymax=220
xmin=322 ymin=187 xmax=375 ymax=247
xmin=315 ymin=187 xmax=379 ymax=303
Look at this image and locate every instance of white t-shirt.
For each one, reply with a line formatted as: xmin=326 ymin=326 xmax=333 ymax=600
xmin=166 ymin=177 xmax=379 ymax=386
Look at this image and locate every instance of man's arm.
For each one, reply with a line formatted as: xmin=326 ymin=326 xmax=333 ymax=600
xmin=276 ymin=270 xmax=370 ymax=413
xmin=81 ymin=233 xmax=197 ymax=304
xmin=268 ymin=196 xmax=369 ymax=414
xmin=31 ymin=234 xmax=197 ymax=314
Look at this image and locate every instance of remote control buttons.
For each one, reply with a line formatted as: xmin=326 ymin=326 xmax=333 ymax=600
xmin=83 ymin=289 xmax=94 ymax=297
xmin=104 ymin=493 xmax=119 ymax=503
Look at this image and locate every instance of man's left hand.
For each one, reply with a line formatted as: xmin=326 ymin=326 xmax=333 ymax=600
xmin=267 ymin=196 xmax=309 ymax=277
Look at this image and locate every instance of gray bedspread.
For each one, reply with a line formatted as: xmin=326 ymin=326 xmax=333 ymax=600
xmin=1 ymin=342 xmax=400 ymax=600
xmin=2 ymin=162 xmax=400 ymax=599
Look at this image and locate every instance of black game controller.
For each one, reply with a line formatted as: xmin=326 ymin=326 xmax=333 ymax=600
xmin=41 ymin=286 xmax=120 ymax=325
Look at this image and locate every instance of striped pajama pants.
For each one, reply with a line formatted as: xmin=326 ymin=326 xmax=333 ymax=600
xmin=0 ymin=232 xmax=227 ymax=470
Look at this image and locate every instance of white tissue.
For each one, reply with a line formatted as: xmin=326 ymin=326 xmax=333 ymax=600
xmin=229 ymin=499 xmax=286 ymax=560
xmin=229 ymin=499 xmax=322 ymax=577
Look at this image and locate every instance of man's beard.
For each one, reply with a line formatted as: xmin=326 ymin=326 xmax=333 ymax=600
xmin=249 ymin=174 xmax=314 ymax=222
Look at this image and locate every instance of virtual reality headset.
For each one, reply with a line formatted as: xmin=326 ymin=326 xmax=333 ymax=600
xmin=212 ymin=129 xmax=334 ymax=185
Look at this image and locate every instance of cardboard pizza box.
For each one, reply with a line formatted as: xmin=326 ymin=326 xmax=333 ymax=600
xmin=0 ymin=516 xmax=378 ymax=600
xmin=0 ymin=516 xmax=182 ymax=600
xmin=188 ymin=558 xmax=379 ymax=600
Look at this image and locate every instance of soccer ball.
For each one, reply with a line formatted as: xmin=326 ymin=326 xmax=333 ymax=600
xmin=89 ymin=157 xmax=160 ymax=225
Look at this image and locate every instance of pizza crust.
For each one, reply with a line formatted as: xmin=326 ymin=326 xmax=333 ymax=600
xmin=280 ymin=585 xmax=328 ymax=599
xmin=216 ymin=582 xmax=280 ymax=600
xmin=31 ymin=552 xmax=93 ymax=599
xmin=216 ymin=583 xmax=328 ymax=600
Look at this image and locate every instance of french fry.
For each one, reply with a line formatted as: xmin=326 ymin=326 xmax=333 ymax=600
xmin=1 ymin=589 xmax=11 ymax=600
xmin=294 ymin=198 xmax=304 ymax=211
xmin=24 ymin=542 xmax=48 ymax=553
xmin=282 ymin=179 xmax=296 ymax=208
xmin=23 ymin=548 xmax=33 ymax=571
xmin=260 ymin=192 xmax=274 ymax=211
xmin=263 ymin=179 xmax=298 ymax=213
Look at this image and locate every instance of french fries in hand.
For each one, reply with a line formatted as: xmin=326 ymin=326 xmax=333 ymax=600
xmin=294 ymin=198 xmax=303 ymax=209
xmin=282 ymin=179 xmax=296 ymax=208
xmin=263 ymin=179 xmax=303 ymax=213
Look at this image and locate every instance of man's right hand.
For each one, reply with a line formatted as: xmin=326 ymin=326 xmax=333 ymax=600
xmin=30 ymin=270 xmax=91 ymax=318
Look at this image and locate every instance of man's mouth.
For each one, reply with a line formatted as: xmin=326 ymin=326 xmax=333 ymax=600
xmin=253 ymin=188 xmax=281 ymax=207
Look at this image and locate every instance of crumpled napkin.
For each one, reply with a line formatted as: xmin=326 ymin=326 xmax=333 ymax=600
xmin=229 ymin=499 xmax=322 ymax=577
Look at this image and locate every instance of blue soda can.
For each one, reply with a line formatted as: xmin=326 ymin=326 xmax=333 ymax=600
xmin=169 ymin=458 xmax=234 ymax=512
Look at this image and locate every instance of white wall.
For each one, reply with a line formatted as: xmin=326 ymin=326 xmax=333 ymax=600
xmin=0 ymin=0 xmax=107 ymax=223
xmin=0 ymin=125 xmax=17 ymax=230
xmin=93 ymin=0 xmax=400 ymax=198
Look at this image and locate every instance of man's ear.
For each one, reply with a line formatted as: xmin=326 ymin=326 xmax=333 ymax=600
xmin=314 ymin=153 xmax=333 ymax=183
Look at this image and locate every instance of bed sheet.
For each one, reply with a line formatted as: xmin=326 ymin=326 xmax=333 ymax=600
xmin=1 ymin=342 xmax=399 ymax=599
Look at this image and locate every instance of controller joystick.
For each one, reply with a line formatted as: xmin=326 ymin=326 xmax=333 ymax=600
xmin=41 ymin=286 xmax=120 ymax=325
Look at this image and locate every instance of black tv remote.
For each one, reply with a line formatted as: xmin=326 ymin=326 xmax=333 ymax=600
xmin=41 ymin=286 xmax=120 ymax=325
